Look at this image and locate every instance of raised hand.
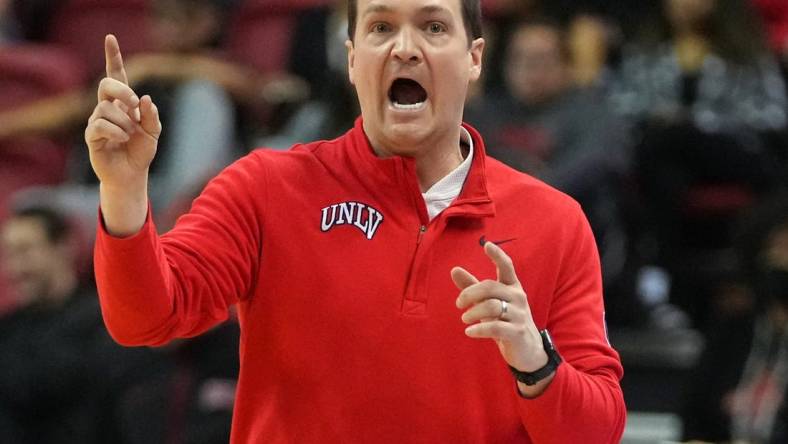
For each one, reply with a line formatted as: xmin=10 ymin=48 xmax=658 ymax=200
xmin=85 ymin=35 xmax=162 ymax=236
xmin=86 ymin=34 xmax=161 ymax=185
xmin=452 ymin=242 xmax=553 ymax=395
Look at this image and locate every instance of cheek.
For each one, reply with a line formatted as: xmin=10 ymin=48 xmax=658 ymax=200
xmin=435 ymin=64 xmax=471 ymax=101
xmin=351 ymin=57 xmax=380 ymax=94
xmin=5 ymin=260 xmax=37 ymax=281
xmin=25 ymin=251 xmax=53 ymax=271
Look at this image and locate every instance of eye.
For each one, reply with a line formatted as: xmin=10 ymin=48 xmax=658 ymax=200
xmin=427 ymin=22 xmax=446 ymax=34
xmin=371 ymin=22 xmax=391 ymax=33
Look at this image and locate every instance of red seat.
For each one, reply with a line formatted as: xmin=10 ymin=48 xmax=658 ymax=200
xmin=0 ymin=45 xmax=87 ymax=109
xmin=682 ymin=184 xmax=756 ymax=216
xmin=0 ymin=44 xmax=88 ymax=220
xmin=225 ymin=0 xmax=332 ymax=74
xmin=47 ymin=0 xmax=152 ymax=77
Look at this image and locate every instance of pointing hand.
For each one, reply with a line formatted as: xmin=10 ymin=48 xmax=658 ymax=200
xmin=452 ymin=242 xmax=553 ymax=395
xmin=85 ymin=34 xmax=161 ymax=188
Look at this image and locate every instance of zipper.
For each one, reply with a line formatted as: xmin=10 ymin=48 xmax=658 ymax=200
xmin=417 ymin=224 xmax=427 ymax=244
xmin=401 ymin=224 xmax=429 ymax=314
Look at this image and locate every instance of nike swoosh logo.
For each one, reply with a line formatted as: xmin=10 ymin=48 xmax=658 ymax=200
xmin=479 ymin=235 xmax=517 ymax=246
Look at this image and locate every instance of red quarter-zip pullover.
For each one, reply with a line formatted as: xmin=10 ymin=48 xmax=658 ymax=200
xmin=95 ymin=118 xmax=626 ymax=443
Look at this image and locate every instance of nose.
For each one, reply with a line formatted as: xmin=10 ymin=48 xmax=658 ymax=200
xmin=391 ymin=27 xmax=422 ymax=65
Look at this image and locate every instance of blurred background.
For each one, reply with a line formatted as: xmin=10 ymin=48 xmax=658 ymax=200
xmin=1 ymin=0 xmax=787 ymax=442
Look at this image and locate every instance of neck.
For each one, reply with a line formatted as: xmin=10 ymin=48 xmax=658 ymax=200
xmin=414 ymin=137 xmax=464 ymax=192
xmin=673 ymin=33 xmax=711 ymax=72
xmin=367 ymin=125 xmax=465 ymax=192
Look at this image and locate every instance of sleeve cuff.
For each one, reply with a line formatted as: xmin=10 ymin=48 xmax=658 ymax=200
xmin=516 ymin=360 xmax=569 ymax=408
xmin=96 ymin=204 xmax=155 ymax=245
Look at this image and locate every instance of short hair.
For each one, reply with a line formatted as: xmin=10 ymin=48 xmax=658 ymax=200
xmin=11 ymin=206 xmax=70 ymax=245
xmin=347 ymin=0 xmax=483 ymax=45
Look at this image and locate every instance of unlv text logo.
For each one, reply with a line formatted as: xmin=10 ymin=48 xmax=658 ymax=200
xmin=320 ymin=202 xmax=384 ymax=240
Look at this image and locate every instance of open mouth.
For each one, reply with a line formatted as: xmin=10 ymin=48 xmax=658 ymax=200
xmin=388 ymin=78 xmax=427 ymax=110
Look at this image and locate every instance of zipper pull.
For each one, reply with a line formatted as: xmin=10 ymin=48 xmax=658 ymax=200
xmin=417 ymin=225 xmax=427 ymax=244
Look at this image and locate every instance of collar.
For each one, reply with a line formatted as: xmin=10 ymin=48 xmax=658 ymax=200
xmin=346 ymin=117 xmax=495 ymax=223
xmin=421 ymin=127 xmax=474 ymax=220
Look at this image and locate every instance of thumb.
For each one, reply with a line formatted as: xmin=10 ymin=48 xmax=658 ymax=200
xmin=138 ymin=95 xmax=162 ymax=140
xmin=451 ymin=266 xmax=479 ymax=290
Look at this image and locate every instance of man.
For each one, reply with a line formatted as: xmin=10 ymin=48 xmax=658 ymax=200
xmin=0 ymin=206 xmax=112 ymax=442
xmin=682 ymin=195 xmax=788 ymax=443
xmin=85 ymin=0 xmax=626 ymax=442
xmin=467 ymin=19 xmax=627 ymax=201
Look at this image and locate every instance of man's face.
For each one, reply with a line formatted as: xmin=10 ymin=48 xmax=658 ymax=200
xmin=505 ymin=25 xmax=570 ymax=105
xmin=347 ymin=0 xmax=484 ymax=157
xmin=0 ymin=217 xmax=64 ymax=304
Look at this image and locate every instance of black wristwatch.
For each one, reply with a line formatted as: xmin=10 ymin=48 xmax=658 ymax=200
xmin=508 ymin=329 xmax=562 ymax=386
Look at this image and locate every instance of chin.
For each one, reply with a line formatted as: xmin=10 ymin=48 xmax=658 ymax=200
xmin=384 ymin=125 xmax=432 ymax=155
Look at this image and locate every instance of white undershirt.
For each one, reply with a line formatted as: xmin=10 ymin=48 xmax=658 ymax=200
xmin=421 ymin=127 xmax=474 ymax=220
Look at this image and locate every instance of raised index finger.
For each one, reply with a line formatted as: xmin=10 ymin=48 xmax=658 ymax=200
xmin=483 ymin=242 xmax=519 ymax=285
xmin=105 ymin=34 xmax=129 ymax=84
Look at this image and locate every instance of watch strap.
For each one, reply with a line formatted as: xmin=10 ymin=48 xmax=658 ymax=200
xmin=508 ymin=329 xmax=562 ymax=386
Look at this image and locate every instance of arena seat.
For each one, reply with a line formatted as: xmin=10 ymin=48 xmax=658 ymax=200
xmin=0 ymin=45 xmax=86 ymax=108
xmin=47 ymin=0 xmax=152 ymax=77
xmin=0 ymin=44 xmax=89 ymax=220
xmin=225 ymin=0 xmax=332 ymax=74
xmin=682 ymin=183 xmax=755 ymax=216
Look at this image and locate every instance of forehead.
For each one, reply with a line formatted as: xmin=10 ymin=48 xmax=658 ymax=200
xmin=357 ymin=0 xmax=463 ymax=18
xmin=1 ymin=218 xmax=48 ymax=246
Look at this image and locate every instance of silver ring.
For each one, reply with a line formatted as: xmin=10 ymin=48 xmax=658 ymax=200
xmin=500 ymin=300 xmax=508 ymax=319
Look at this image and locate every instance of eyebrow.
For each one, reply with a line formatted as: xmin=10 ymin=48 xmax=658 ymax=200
xmin=362 ymin=3 xmax=452 ymax=17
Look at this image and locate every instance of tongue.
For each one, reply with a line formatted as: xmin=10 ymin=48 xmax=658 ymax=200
xmin=391 ymin=79 xmax=427 ymax=105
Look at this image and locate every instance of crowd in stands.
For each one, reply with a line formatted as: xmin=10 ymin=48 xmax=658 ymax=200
xmin=1 ymin=0 xmax=787 ymax=442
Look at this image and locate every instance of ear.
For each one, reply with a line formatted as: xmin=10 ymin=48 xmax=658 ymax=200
xmin=468 ymin=37 xmax=485 ymax=82
xmin=346 ymin=39 xmax=356 ymax=85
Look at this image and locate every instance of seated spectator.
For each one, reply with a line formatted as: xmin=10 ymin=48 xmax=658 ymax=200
xmin=609 ymin=0 xmax=786 ymax=134
xmin=465 ymin=19 xmax=639 ymax=326
xmin=0 ymin=205 xmax=156 ymax=443
xmin=607 ymin=0 xmax=788 ymax=325
xmin=682 ymin=194 xmax=788 ymax=443
xmin=466 ymin=18 xmax=629 ymax=199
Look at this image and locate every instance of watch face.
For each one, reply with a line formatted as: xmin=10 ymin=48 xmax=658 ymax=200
xmin=541 ymin=329 xmax=555 ymax=351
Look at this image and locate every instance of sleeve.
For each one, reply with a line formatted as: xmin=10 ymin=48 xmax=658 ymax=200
xmin=517 ymin=203 xmax=626 ymax=443
xmin=94 ymin=152 xmax=266 ymax=346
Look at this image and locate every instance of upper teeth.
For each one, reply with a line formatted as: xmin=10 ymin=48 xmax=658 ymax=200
xmin=393 ymin=101 xmax=425 ymax=110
